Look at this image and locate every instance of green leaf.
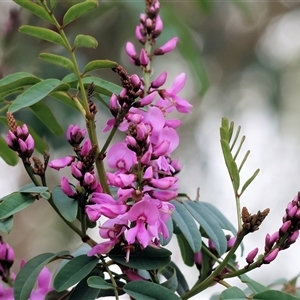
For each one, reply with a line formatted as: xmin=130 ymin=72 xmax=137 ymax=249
xmin=220 ymin=287 xmax=247 ymax=299
xmin=52 ymin=186 xmax=78 ymax=222
xmin=0 ymin=216 xmax=13 ymax=234
xmin=19 ymin=185 xmax=48 ymax=194
xmin=87 ymin=276 xmax=114 ymax=289
xmin=74 ymin=34 xmax=98 ymax=49
xmin=39 ymin=53 xmax=74 ymax=72
xmin=160 ymin=266 xmax=178 ymax=293
xmin=253 ymin=290 xmax=299 ymax=300
xmin=171 ymin=200 xmax=202 ymax=253
xmin=29 ymin=101 xmax=64 ymax=135
xmin=124 ymin=281 xmax=181 ymax=300
xmin=53 ymin=255 xmax=99 ymax=292
xmin=63 ymin=0 xmax=98 ymax=26
xmin=82 ymin=77 xmax=121 ymax=96
xmin=19 ymin=25 xmax=66 ymax=48
xmin=167 ymin=261 xmax=189 ymax=296
xmin=0 ymin=136 xmax=18 ymax=166
xmin=14 ymin=252 xmax=57 ymax=300
xmin=240 ymin=169 xmax=260 ymax=195
xmin=0 ymin=192 xmax=35 ymax=219
xmin=50 ymin=91 xmax=79 ymax=111
xmin=160 ymin=217 xmax=173 ymax=246
xmin=175 ymin=233 xmax=194 ymax=267
xmin=13 ymin=0 xmax=55 ymax=24
xmin=109 ymin=246 xmax=171 ymax=270
xmin=9 ymin=79 xmax=70 ymax=113
xmin=83 ymin=60 xmax=118 ymax=74
xmin=200 ymin=202 xmax=237 ymax=235
xmin=49 ymin=0 xmax=59 ymax=10
xmin=239 ymin=274 xmax=268 ymax=294
xmin=0 ymin=72 xmax=41 ymax=94
xmin=45 ymin=290 xmax=70 ymax=300
xmin=183 ymin=200 xmax=227 ymax=255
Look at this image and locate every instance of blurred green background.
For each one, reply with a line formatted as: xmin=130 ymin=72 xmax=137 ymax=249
xmin=1 ymin=1 xmax=300 ymax=299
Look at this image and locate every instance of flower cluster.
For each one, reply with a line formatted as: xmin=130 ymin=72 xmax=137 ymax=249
xmin=245 ymin=192 xmax=300 ymax=265
xmin=49 ymin=124 xmax=101 ymax=200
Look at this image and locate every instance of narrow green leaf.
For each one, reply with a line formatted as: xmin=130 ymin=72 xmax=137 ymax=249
xmin=220 ymin=287 xmax=247 ymax=299
xmin=220 ymin=127 xmax=228 ymax=141
xmin=63 ymin=0 xmax=98 ymax=26
xmin=29 ymin=101 xmax=64 ymax=135
xmin=14 ymin=253 xmax=57 ymax=300
xmin=167 ymin=261 xmax=189 ymax=296
xmin=160 ymin=266 xmax=178 ymax=293
xmin=13 ymin=0 xmax=55 ymax=24
xmin=183 ymin=200 xmax=227 ymax=255
xmin=82 ymin=77 xmax=122 ymax=96
xmin=39 ymin=53 xmax=74 ymax=72
xmin=83 ymin=60 xmax=118 ymax=74
xmin=228 ymin=121 xmax=234 ymax=143
xmin=53 ymin=255 xmax=99 ymax=292
xmin=239 ymin=274 xmax=268 ymax=294
xmin=45 ymin=290 xmax=69 ymax=300
xmin=52 ymin=186 xmax=78 ymax=222
xmin=221 ymin=117 xmax=229 ymax=135
xmin=171 ymin=200 xmax=202 ymax=253
xmin=160 ymin=217 xmax=173 ymax=246
xmin=231 ymin=160 xmax=240 ymax=191
xmin=240 ymin=169 xmax=260 ymax=195
xmin=62 ymin=73 xmax=78 ymax=85
xmin=0 ymin=72 xmax=41 ymax=93
xmin=176 ymin=233 xmax=194 ymax=267
xmin=124 ymin=281 xmax=181 ymax=300
xmin=74 ymin=34 xmax=98 ymax=49
xmin=87 ymin=276 xmax=114 ymax=289
xmin=49 ymin=0 xmax=59 ymax=10
xmin=253 ymin=290 xmax=299 ymax=300
xmin=0 ymin=216 xmax=13 ymax=234
xmin=109 ymin=246 xmax=171 ymax=270
xmin=0 ymin=136 xmax=18 ymax=166
xmin=19 ymin=185 xmax=48 ymax=194
xmin=9 ymin=79 xmax=70 ymax=113
xmin=19 ymin=25 xmax=66 ymax=48
xmin=50 ymin=91 xmax=79 ymax=111
xmin=0 ymin=192 xmax=35 ymax=219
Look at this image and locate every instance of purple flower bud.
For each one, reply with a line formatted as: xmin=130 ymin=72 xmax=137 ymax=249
xmin=151 ymin=72 xmax=167 ymax=88
xmin=125 ymin=136 xmax=137 ymax=147
xmin=120 ymin=88 xmax=127 ymax=99
xmin=288 ymin=205 xmax=298 ymax=219
xmin=287 ymin=230 xmax=299 ymax=244
xmin=194 ymin=251 xmax=202 ymax=270
xmin=143 ymin=166 xmax=153 ymax=180
xmin=140 ymin=13 xmax=146 ymax=23
xmin=110 ymin=94 xmax=118 ymax=116
xmin=130 ymin=74 xmax=141 ymax=90
xmin=146 ymin=18 xmax=152 ymax=30
xmin=153 ymin=15 xmax=163 ymax=37
xmin=139 ymin=49 xmax=149 ymax=67
xmin=246 ymin=247 xmax=258 ymax=264
xmin=125 ymin=42 xmax=137 ymax=57
xmin=227 ymin=237 xmax=236 ymax=250
xmin=263 ymin=248 xmax=279 ymax=264
xmin=150 ymin=177 xmax=178 ymax=190
xmin=135 ymin=25 xmax=145 ymax=43
xmin=152 ymin=140 xmax=170 ymax=158
xmin=18 ymin=139 xmax=27 ymax=153
xmin=280 ymin=220 xmax=292 ymax=236
xmin=66 ymin=124 xmax=86 ymax=146
xmin=20 ymin=124 xmax=29 ymax=136
xmin=150 ymin=190 xmax=177 ymax=201
xmin=170 ymin=158 xmax=183 ymax=173
xmin=71 ymin=162 xmax=83 ymax=179
xmin=61 ymin=176 xmax=76 ymax=197
xmin=139 ymin=92 xmax=156 ymax=106
xmin=48 ymin=156 xmax=74 ymax=171
xmin=80 ymin=139 xmax=92 ymax=157
xmin=0 ymin=241 xmax=14 ymax=269
xmin=6 ymin=131 xmax=16 ymax=148
xmin=154 ymin=37 xmax=178 ymax=56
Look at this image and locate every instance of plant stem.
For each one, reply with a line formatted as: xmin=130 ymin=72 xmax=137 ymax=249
xmin=100 ymin=257 xmax=119 ymax=300
xmin=23 ymin=163 xmax=40 ymax=186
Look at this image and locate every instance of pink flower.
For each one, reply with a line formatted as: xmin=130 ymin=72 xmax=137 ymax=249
xmin=60 ymin=176 xmax=76 ymax=197
xmin=48 ymin=156 xmax=74 ymax=170
xmin=154 ymin=37 xmax=178 ymax=55
xmin=30 ymin=266 xmax=53 ymax=299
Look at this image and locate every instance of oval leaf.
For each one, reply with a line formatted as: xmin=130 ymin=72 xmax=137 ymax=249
xmin=0 ymin=192 xmax=35 ymax=219
xmin=87 ymin=276 xmax=114 ymax=289
xmin=29 ymin=101 xmax=64 ymax=135
xmin=50 ymin=91 xmax=79 ymax=111
xmin=124 ymin=281 xmax=181 ymax=300
xmin=39 ymin=53 xmax=74 ymax=72
xmin=13 ymin=0 xmax=55 ymax=24
xmin=19 ymin=185 xmax=49 ymax=194
xmin=0 ymin=216 xmax=13 ymax=234
xmin=0 ymin=72 xmax=41 ymax=93
xmin=167 ymin=261 xmax=189 ymax=296
xmin=83 ymin=60 xmax=118 ymax=74
xmin=0 ymin=136 xmax=18 ymax=166
xmin=220 ymin=287 xmax=246 ymax=299
xmin=160 ymin=266 xmax=178 ymax=292
xmin=14 ymin=253 xmax=57 ymax=300
xmin=171 ymin=200 xmax=202 ymax=253
xmin=63 ymin=0 xmax=98 ymax=26
xmin=74 ymin=34 xmax=98 ymax=49
xmin=183 ymin=200 xmax=227 ymax=255
xmin=19 ymin=25 xmax=66 ymax=48
xmin=68 ymin=275 xmax=101 ymax=300
xmin=176 ymin=233 xmax=195 ymax=267
xmin=109 ymin=246 xmax=171 ymax=270
xmin=253 ymin=290 xmax=299 ymax=300
xmin=239 ymin=274 xmax=268 ymax=294
xmin=9 ymin=79 xmax=70 ymax=113
xmin=52 ymin=186 xmax=78 ymax=222
xmin=53 ymin=255 xmax=99 ymax=292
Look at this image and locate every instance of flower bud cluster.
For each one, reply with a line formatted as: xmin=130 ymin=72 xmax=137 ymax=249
xmin=49 ymin=124 xmax=101 ymax=200
xmin=245 ymin=192 xmax=300 ymax=266
xmin=0 ymin=237 xmax=14 ymax=284
xmin=5 ymin=112 xmax=34 ymax=165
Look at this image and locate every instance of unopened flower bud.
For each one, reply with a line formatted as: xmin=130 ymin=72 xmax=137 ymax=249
xmin=246 ymin=247 xmax=258 ymax=264
xmin=61 ymin=177 xmax=76 ymax=197
xmin=0 ymin=239 xmax=14 ymax=270
xmin=151 ymin=72 xmax=167 ymax=88
xmin=287 ymin=205 xmax=298 ymax=219
xmin=153 ymin=15 xmax=163 ymax=37
xmin=48 ymin=156 xmax=74 ymax=171
xmin=154 ymin=37 xmax=178 ymax=56
xmin=263 ymin=248 xmax=279 ymax=264
xmin=227 ymin=236 xmax=236 ymax=250
xmin=279 ymin=220 xmax=292 ymax=236
xmin=139 ymin=49 xmax=149 ymax=67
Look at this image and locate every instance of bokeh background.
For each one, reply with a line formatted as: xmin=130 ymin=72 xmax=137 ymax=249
xmin=1 ymin=1 xmax=300 ymax=299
